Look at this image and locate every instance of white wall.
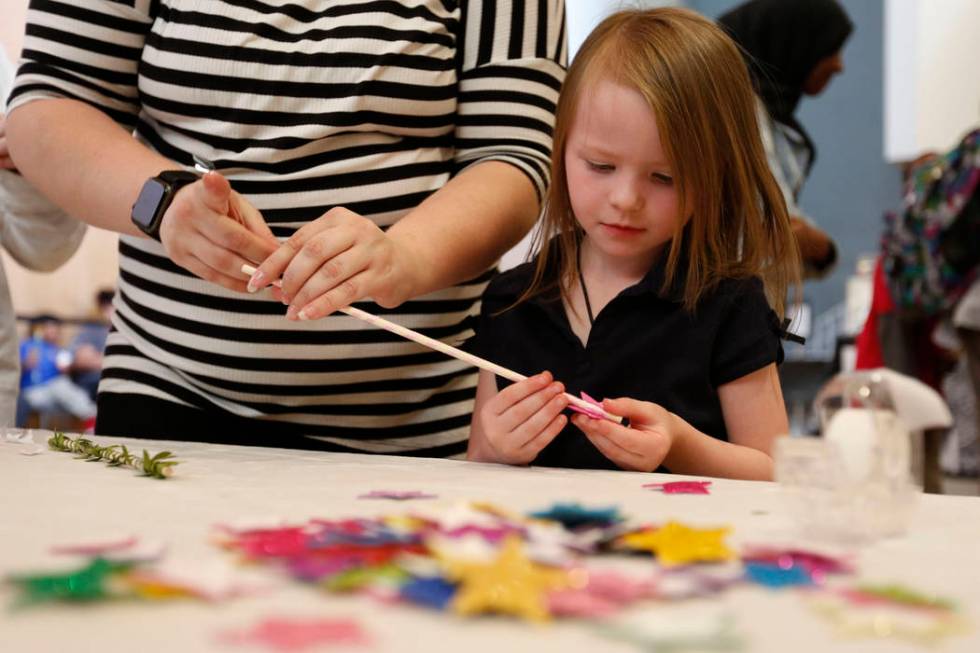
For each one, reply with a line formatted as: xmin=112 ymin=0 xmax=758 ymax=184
xmin=885 ymin=0 xmax=980 ymax=162
xmin=0 ymin=0 xmax=28 ymax=63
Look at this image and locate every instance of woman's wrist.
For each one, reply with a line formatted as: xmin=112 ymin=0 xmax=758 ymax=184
xmin=381 ymin=236 xmax=429 ymax=306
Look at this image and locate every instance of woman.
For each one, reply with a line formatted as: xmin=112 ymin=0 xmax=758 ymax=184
xmin=719 ymin=0 xmax=853 ymax=278
xmin=6 ymin=1 xmax=566 ymax=456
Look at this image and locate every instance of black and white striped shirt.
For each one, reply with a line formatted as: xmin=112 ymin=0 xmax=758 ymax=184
xmin=10 ymin=0 xmax=566 ymax=456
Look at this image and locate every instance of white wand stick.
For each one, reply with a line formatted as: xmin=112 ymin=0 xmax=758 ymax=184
xmin=241 ymin=264 xmax=622 ymax=424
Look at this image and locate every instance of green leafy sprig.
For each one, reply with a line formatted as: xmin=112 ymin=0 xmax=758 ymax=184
xmin=47 ymin=432 xmax=179 ymax=479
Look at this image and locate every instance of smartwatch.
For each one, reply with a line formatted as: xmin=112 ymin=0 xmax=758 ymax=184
xmin=130 ymin=170 xmax=200 ymax=241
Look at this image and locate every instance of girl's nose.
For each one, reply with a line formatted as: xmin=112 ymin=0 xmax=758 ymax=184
xmin=610 ymin=176 xmax=644 ymax=211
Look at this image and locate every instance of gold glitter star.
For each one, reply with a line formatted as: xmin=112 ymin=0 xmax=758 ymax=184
xmin=442 ymin=536 xmax=569 ymax=622
xmin=621 ymin=521 xmax=733 ymax=566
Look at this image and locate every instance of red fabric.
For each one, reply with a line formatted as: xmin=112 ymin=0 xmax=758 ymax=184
xmin=855 ymin=257 xmax=949 ymax=391
xmin=855 ymin=258 xmax=892 ymax=369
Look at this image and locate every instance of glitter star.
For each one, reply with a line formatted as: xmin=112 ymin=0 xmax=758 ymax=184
xmin=643 ymin=481 xmax=713 ymax=494
xmin=744 ymin=561 xmax=814 ymax=588
xmin=219 ymin=617 xmax=369 ymax=651
xmin=620 ymin=521 xmax=733 ymax=566
xmin=358 ymin=490 xmax=437 ymax=501
xmin=528 ymin=503 xmax=622 ymax=530
xmin=442 ymin=536 xmax=569 ymax=622
xmin=8 ymin=558 xmax=128 ymax=604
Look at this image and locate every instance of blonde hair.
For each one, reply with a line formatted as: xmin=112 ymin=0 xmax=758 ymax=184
xmin=521 ymin=7 xmax=799 ymax=316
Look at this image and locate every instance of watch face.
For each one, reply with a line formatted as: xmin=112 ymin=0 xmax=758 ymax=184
xmin=132 ymin=178 xmax=168 ymax=228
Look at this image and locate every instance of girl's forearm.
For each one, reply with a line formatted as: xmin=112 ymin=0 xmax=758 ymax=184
xmin=663 ymin=412 xmax=775 ymax=481
xmin=6 ymin=99 xmax=175 ymax=236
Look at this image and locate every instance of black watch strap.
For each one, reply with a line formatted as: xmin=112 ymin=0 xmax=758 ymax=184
xmin=131 ymin=169 xmax=200 ymax=241
xmin=158 ymin=170 xmax=200 ymax=186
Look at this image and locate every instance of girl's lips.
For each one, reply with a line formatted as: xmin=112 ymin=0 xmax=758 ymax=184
xmin=600 ymin=223 xmax=645 ymax=236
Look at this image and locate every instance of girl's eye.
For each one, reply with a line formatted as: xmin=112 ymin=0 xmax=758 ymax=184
xmin=651 ymin=173 xmax=674 ymax=185
xmin=586 ymin=160 xmax=613 ymax=172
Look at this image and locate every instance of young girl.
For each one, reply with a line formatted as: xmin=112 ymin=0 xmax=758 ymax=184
xmin=466 ymin=8 xmax=800 ymax=480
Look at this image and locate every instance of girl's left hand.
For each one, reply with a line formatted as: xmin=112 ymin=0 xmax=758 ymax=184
xmin=249 ymin=207 xmax=418 ymax=319
xmin=571 ymin=397 xmax=675 ymax=472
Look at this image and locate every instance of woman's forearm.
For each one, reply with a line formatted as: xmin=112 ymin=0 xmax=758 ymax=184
xmin=664 ymin=413 xmax=775 ymax=481
xmin=387 ymin=161 xmax=540 ymax=300
xmin=6 ymin=99 xmax=175 ymax=237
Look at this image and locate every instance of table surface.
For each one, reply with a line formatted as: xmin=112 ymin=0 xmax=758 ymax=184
xmin=2 ymin=432 xmax=978 ymax=653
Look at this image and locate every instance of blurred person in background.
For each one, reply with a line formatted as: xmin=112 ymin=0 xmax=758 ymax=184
xmin=16 ymin=315 xmax=96 ymax=429
xmin=0 ymin=48 xmax=85 ymax=427
xmin=719 ymin=0 xmax=853 ymax=279
xmin=70 ymin=288 xmax=115 ymax=401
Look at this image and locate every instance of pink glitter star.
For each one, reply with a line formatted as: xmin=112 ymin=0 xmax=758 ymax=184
xmin=219 ymin=617 xmax=369 ymax=651
xmin=643 ymin=481 xmax=713 ymax=494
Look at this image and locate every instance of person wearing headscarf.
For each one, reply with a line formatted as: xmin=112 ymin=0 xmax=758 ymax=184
xmin=719 ymin=0 xmax=853 ymax=278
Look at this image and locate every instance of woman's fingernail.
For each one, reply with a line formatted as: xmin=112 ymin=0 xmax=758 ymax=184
xmin=297 ymin=306 xmax=314 ymax=321
xmin=247 ymin=270 xmax=264 ymax=293
xmin=286 ymin=306 xmax=298 ymax=320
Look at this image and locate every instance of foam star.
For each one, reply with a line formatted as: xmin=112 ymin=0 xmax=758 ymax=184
xmin=643 ymin=481 xmax=712 ymax=494
xmin=810 ymin=596 xmax=968 ymax=646
xmin=744 ymin=561 xmax=814 ymax=588
xmin=598 ymin=611 xmax=743 ymax=651
xmin=842 ymin=583 xmax=956 ymax=611
xmin=621 ymin=522 xmax=734 ymax=566
xmin=548 ymin=568 xmax=655 ymax=617
xmin=528 ymin=503 xmax=622 ymax=530
xmin=358 ymin=490 xmax=437 ymax=501
xmin=400 ymin=576 xmax=456 ymax=610
xmin=8 ymin=558 xmax=129 ymax=604
xmin=442 ymin=536 xmax=570 ymax=622
xmin=219 ymin=617 xmax=369 ymax=651
xmin=322 ymin=564 xmax=408 ymax=593
xmin=409 ymin=501 xmax=508 ymax=531
xmin=741 ymin=547 xmax=853 ymax=580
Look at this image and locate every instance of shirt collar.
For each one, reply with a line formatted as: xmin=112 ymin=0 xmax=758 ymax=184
xmin=516 ymin=246 xmax=685 ymax=311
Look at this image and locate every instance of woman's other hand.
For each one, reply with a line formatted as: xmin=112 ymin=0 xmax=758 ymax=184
xmin=248 ymin=207 xmax=419 ymax=318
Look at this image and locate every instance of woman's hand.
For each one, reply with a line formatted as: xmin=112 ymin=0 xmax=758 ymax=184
xmin=472 ymin=372 xmax=569 ymax=465
xmin=0 ymin=113 xmax=17 ymax=170
xmin=572 ymin=397 xmax=675 ymax=472
xmin=248 ymin=207 xmax=420 ymax=319
xmin=159 ymin=171 xmax=279 ymax=292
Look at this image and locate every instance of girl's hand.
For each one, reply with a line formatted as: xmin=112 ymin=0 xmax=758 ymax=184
xmin=160 ymin=171 xmax=279 ymax=292
xmin=474 ymin=372 xmax=569 ymax=465
xmin=248 ymin=207 xmax=418 ymax=319
xmin=572 ymin=397 xmax=675 ymax=472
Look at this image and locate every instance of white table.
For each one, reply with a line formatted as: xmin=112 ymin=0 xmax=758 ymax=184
xmin=2 ymin=433 xmax=978 ymax=652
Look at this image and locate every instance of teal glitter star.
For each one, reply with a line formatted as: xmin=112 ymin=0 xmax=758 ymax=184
xmin=528 ymin=503 xmax=622 ymax=530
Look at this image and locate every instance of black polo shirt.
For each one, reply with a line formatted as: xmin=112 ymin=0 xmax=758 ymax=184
xmin=468 ymin=254 xmax=784 ymax=470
